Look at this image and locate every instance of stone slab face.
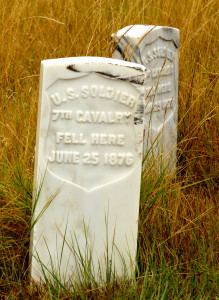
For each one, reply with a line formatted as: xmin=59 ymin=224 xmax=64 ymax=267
xmin=112 ymin=25 xmax=179 ymax=169
xmin=30 ymin=57 xmax=146 ymax=284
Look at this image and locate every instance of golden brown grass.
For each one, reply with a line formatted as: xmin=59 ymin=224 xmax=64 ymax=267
xmin=0 ymin=0 xmax=218 ymax=298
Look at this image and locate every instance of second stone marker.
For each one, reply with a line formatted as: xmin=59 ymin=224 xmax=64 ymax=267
xmin=112 ymin=25 xmax=179 ymax=170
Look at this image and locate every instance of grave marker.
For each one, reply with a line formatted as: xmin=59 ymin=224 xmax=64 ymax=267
xmin=112 ymin=25 xmax=179 ymax=169
xmin=30 ymin=57 xmax=146 ymax=284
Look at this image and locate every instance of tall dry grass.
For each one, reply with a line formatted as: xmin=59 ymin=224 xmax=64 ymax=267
xmin=0 ymin=0 xmax=218 ymax=298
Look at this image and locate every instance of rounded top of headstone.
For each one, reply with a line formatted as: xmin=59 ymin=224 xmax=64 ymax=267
xmin=41 ymin=57 xmax=147 ymax=87
xmin=112 ymin=25 xmax=179 ymax=48
xmin=42 ymin=56 xmax=146 ymax=72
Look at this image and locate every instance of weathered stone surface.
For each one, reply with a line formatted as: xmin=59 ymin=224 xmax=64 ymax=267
xmin=30 ymin=57 xmax=146 ymax=284
xmin=112 ymin=25 xmax=179 ymax=169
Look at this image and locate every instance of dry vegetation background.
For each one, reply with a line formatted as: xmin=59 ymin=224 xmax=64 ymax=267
xmin=0 ymin=0 xmax=218 ymax=298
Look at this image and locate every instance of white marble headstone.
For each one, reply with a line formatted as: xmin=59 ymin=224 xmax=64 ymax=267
xmin=30 ymin=57 xmax=146 ymax=284
xmin=112 ymin=25 xmax=179 ymax=170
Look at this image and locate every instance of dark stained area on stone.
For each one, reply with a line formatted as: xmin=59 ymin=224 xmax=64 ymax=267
xmin=134 ymin=104 xmax=144 ymax=125
xmin=67 ymin=65 xmax=80 ymax=72
xmin=96 ymin=71 xmax=143 ymax=84
xmin=134 ymin=117 xmax=143 ymax=125
xmin=96 ymin=71 xmax=120 ymax=79
xmin=113 ymin=43 xmax=126 ymax=60
xmin=67 ymin=63 xmax=145 ymax=85
xmin=163 ymin=27 xmax=173 ymax=33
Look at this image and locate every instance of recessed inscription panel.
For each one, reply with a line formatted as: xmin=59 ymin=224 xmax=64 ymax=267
xmin=45 ymin=73 xmax=139 ymax=190
xmin=143 ymin=37 xmax=176 ymax=137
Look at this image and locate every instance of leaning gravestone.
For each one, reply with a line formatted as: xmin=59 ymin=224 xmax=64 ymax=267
xmin=30 ymin=57 xmax=146 ymax=284
xmin=112 ymin=25 xmax=179 ymax=170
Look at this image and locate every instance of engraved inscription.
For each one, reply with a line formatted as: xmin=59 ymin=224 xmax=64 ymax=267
xmin=91 ymin=133 xmax=124 ymax=146
xmin=146 ymin=82 xmax=172 ymax=96
xmin=143 ymin=37 xmax=177 ymax=120
xmin=82 ymin=152 xmax=99 ymax=165
xmin=145 ymin=98 xmax=174 ymax=114
xmin=45 ymin=73 xmax=140 ymax=190
xmin=104 ymin=153 xmax=133 ymax=166
xmin=52 ymin=110 xmax=72 ymax=121
xmin=56 ymin=132 xmax=86 ymax=144
xmin=147 ymin=66 xmax=173 ymax=79
xmin=76 ymin=111 xmax=131 ymax=124
xmin=50 ymin=85 xmax=137 ymax=108
xmin=49 ymin=151 xmax=80 ymax=164
xmin=142 ymin=46 xmax=174 ymax=65
xmin=48 ymin=131 xmax=128 ymax=166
